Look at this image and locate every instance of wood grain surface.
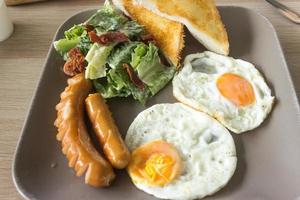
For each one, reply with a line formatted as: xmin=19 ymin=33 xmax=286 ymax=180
xmin=0 ymin=0 xmax=299 ymax=199
xmin=4 ymin=0 xmax=46 ymax=6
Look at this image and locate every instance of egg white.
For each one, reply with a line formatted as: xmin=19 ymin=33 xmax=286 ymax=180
xmin=126 ymin=103 xmax=237 ymax=200
xmin=173 ymin=51 xmax=275 ymax=134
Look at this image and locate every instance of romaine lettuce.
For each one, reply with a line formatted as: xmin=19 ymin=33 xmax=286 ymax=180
xmin=53 ymin=38 xmax=80 ymax=57
xmin=85 ymin=3 xmax=144 ymax=39
xmin=85 ymin=3 xmax=128 ymax=32
xmin=64 ymin=25 xmax=85 ymax=40
xmin=54 ymin=24 xmax=90 ymax=57
xmin=95 ymin=42 xmax=152 ymax=104
xmin=85 ymin=43 xmax=113 ymax=79
xmin=135 ymin=43 xmax=176 ymax=95
xmin=77 ymin=31 xmax=92 ymax=55
xmin=131 ymin=43 xmax=148 ymax=69
xmin=93 ymin=67 xmax=151 ymax=104
xmin=119 ymin=20 xmax=144 ymax=39
xmin=54 ymin=3 xmax=175 ymax=105
xmin=107 ymin=42 xmax=140 ymax=69
xmin=93 ymin=70 xmax=131 ymax=99
xmin=95 ymin=42 xmax=174 ymax=103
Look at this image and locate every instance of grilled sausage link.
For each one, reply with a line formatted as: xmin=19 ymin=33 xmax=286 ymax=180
xmin=54 ymin=73 xmax=115 ymax=187
xmin=85 ymin=93 xmax=131 ymax=169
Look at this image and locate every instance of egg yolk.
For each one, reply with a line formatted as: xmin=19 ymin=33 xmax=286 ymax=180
xmin=217 ymin=73 xmax=255 ymax=107
xmin=127 ymin=140 xmax=182 ymax=186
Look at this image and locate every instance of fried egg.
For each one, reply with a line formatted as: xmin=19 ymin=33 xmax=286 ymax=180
xmin=173 ymin=51 xmax=275 ymax=134
xmin=126 ymin=103 xmax=237 ymax=200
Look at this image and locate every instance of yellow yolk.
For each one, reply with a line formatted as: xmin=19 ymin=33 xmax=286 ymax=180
xmin=127 ymin=140 xmax=182 ymax=186
xmin=217 ymin=73 xmax=255 ymax=107
xmin=144 ymin=153 xmax=174 ymax=182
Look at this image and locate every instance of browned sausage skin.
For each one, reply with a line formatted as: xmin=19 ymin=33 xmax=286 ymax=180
xmin=54 ymin=73 xmax=115 ymax=187
xmin=85 ymin=93 xmax=131 ymax=169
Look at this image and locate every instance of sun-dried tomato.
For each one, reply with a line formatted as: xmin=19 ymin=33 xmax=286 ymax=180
xmin=63 ymin=48 xmax=86 ymax=76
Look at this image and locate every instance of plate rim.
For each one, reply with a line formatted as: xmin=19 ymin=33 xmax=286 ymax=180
xmin=11 ymin=6 xmax=300 ymax=200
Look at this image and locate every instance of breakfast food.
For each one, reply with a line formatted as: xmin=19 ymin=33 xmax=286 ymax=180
xmin=128 ymin=140 xmax=183 ymax=187
xmin=50 ymin=0 xmax=279 ymax=196
xmin=54 ymin=73 xmax=116 ymax=187
xmin=126 ymin=103 xmax=237 ymax=199
xmin=173 ymin=51 xmax=275 ymax=133
xmin=54 ymin=2 xmax=176 ymax=104
xmin=133 ymin=0 xmax=229 ymax=55
xmin=112 ymin=0 xmax=184 ymax=67
xmin=85 ymin=93 xmax=130 ymax=169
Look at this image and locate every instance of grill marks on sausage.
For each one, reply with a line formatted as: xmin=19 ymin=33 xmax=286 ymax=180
xmin=85 ymin=93 xmax=131 ymax=169
xmin=122 ymin=63 xmax=145 ymax=90
xmin=88 ymin=31 xmax=129 ymax=45
xmin=54 ymin=74 xmax=116 ymax=187
xmin=63 ymin=48 xmax=86 ymax=76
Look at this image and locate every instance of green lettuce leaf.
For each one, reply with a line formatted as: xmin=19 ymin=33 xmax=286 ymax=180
xmin=131 ymin=43 xmax=148 ymax=69
xmin=119 ymin=20 xmax=144 ymax=39
xmin=53 ymin=38 xmax=80 ymax=57
xmin=64 ymin=24 xmax=85 ymax=40
xmin=77 ymin=32 xmax=92 ymax=55
xmin=85 ymin=43 xmax=113 ymax=79
xmin=85 ymin=3 xmax=144 ymax=38
xmin=99 ymin=42 xmax=152 ymax=104
xmin=93 ymin=70 xmax=131 ymax=98
xmin=98 ymin=42 xmax=174 ymax=103
xmin=130 ymin=85 xmax=152 ymax=105
xmin=54 ymin=24 xmax=90 ymax=57
xmin=136 ymin=43 xmax=176 ymax=95
xmin=107 ymin=42 xmax=140 ymax=69
xmin=93 ymin=67 xmax=151 ymax=104
xmin=85 ymin=3 xmax=128 ymax=32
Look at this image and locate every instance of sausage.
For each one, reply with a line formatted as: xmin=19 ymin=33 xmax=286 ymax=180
xmin=85 ymin=93 xmax=131 ymax=169
xmin=54 ymin=73 xmax=115 ymax=187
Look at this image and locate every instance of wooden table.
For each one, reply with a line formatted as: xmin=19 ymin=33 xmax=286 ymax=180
xmin=0 ymin=0 xmax=299 ymax=199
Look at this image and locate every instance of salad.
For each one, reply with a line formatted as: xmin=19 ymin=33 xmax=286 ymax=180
xmin=54 ymin=2 xmax=176 ymax=104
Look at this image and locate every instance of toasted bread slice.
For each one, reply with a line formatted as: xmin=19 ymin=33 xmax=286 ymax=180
xmin=112 ymin=0 xmax=184 ymax=67
xmin=134 ymin=0 xmax=229 ymax=55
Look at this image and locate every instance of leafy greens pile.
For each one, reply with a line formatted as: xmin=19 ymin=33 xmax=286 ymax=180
xmin=54 ymin=2 xmax=175 ymax=104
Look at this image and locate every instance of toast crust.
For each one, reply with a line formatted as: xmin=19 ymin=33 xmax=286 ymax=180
xmin=136 ymin=0 xmax=229 ymax=55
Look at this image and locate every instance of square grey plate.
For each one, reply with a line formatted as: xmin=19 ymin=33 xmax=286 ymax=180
xmin=13 ymin=6 xmax=300 ymax=200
